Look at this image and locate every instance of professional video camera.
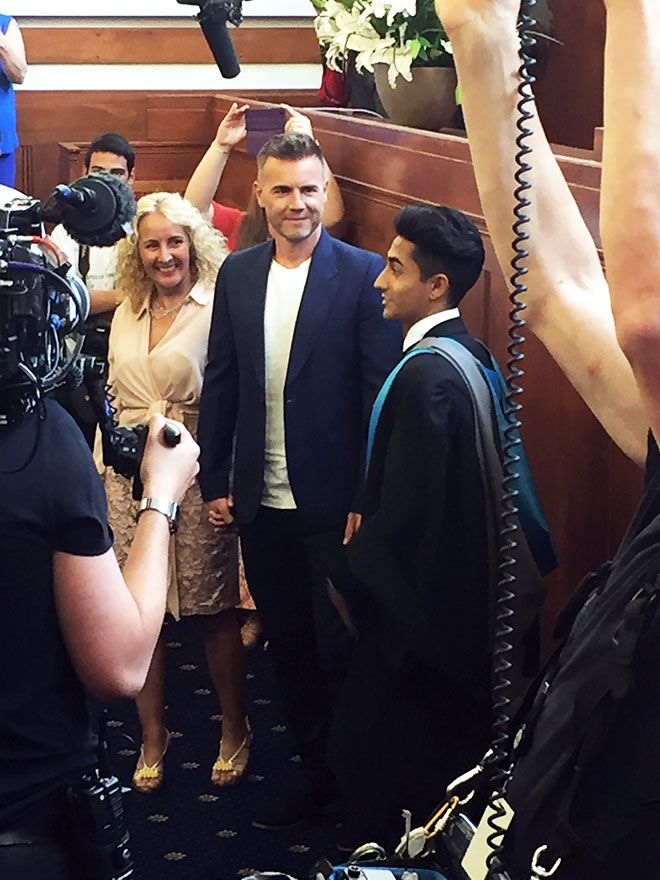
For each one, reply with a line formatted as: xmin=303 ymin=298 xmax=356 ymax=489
xmin=177 ymin=0 xmax=249 ymax=79
xmin=0 ymin=170 xmax=167 ymax=488
xmin=0 ymin=173 xmax=180 ymax=486
xmin=0 ymin=172 xmax=134 ymax=425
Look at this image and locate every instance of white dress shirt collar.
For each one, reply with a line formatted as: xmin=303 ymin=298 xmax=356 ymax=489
xmin=403 ymin=308 xmax=461 ymax=351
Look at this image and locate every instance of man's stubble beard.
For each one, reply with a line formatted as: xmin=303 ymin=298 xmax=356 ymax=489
xmin=273 ymin=213 xmax=322 ymax=245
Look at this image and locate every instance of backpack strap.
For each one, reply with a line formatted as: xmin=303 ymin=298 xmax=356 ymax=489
xmin=365 ymin=347 xmax=436 ymax=477
xmin=417 ymin=338 xmax=547 ymax=659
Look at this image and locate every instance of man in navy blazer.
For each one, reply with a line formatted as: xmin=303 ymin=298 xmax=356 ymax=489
xmin=198 ymin=132 xmax=401 ymax=828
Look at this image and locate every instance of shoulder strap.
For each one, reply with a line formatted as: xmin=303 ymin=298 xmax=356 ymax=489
xmin=478 ymin=351 xmax=558 ymax=576
xmin=416 ymin=337 xmax=548 ymax=687
xmin=365 ymin=347 xmax=435 ymax=477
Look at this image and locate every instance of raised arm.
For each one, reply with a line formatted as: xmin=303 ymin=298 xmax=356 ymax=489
xmin=185 ymin=102 xmax=249 ymax=220
xmin=0 ymin=18 xmax=26 ymax=85
xmin=434 ymin=0 xmax=647 ymax=464
xmin=600 ymin=0 xmax=660 ymax=443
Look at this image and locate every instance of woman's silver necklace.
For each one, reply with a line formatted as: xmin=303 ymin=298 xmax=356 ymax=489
xmin=149 ymin=297 xmax=188 ymax=320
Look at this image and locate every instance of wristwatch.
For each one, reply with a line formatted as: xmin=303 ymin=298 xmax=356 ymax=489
xmin=136 ymin=497 xmax=180 ymax=534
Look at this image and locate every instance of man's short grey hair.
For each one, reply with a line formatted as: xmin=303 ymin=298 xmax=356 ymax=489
xmin=256 ymin=133 xmax=324 ymax=171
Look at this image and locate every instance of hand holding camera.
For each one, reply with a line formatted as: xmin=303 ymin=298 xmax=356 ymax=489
xmin=140 ymin=414 xmax=200 ymax=504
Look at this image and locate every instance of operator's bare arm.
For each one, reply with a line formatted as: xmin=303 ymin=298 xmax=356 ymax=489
xmin=89 ymin=288 xmax=125 ymax=315
xmin=54 ymin=416 xmax=199 ymax=702
xmin=600 ymin=0 xmax=660 ymax=445
xmin=434 ymin=0 xmax=647 ymax=464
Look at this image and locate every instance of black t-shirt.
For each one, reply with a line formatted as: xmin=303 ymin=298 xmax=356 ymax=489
xmin=0 ymin=400 xmax=113 ymax=824
xmin=505 ymin=433 xmax=660 ymax=878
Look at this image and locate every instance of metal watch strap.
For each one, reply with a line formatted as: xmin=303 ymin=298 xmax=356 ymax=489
xmin=136 ymin=497 xmax=180 ymax=533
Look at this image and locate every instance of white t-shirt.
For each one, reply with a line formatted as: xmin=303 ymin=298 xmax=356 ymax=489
xmin=50 ymin=223 xmax=119 ymax=292
xmin=261 ymin=257 xmax=311 ymax=509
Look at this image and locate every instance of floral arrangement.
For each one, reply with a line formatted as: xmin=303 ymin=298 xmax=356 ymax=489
xmin=313 ymin=0 xmax=453 ymax=88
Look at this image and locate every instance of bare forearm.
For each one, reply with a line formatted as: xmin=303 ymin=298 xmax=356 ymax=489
xmin=452 ymin=21 xmax=604 ymax=316
xmin=599 ymin=2 xmax=660 ymax=439
xmin=0 ymin=23 xmax=27 ymax=84
xmin=185 ymin=143 xmax=231 ymax=216
xmin=601 ymin=4 xmax=660 ymax=316
xmin=450 ymin=18 xmax=647 ymax=463
xmin=120 ymin=510 xmax=172 ymax=652
xmin=90 ymin=288 xmax=124 ymax=315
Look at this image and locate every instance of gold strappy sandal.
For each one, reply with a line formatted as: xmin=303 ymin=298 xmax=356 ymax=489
xmin=132 ymin=730 xmax=171 ymax=794
xmin=211 ymin=719 xmax=252 ymax=787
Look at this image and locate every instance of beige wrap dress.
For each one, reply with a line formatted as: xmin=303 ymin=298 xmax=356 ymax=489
xmin=104 ymin=281 xmax=239 ymax=618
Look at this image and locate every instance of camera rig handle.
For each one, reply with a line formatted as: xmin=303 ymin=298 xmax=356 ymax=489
xmin=81 ymin=357 xmax=181 ymax=500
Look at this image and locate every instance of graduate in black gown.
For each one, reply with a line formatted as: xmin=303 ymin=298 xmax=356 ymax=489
xmin=329 ymin=205 xmax=551 ymax=850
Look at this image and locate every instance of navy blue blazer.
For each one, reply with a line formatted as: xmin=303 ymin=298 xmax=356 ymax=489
xmin=198 ymin=229 xmax=402 ymax=530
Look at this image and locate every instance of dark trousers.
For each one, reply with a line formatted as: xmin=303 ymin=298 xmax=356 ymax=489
xmin=240 ymin=506 xmax=353 ymax=774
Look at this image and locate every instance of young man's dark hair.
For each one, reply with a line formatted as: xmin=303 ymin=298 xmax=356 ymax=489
xmin=394 ymin=204 xmax=485 ymax=306
xmin=84 ymin=131 xmax=136 ymax=175
xmin=256 ymin=132 xmax=324 ymax=171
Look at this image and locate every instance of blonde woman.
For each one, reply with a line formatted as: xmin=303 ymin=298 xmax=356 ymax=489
xmin=106 ymin=192 xmax=250 ymax=792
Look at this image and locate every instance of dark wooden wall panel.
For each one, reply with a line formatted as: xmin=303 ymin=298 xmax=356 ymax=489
xmin=15 ymin=90 xmax=316 ymax=201
xmin=22 ymin=26 xmax=320 ymax=66
xmin=535 ymin=0 xmax=606 ymax=149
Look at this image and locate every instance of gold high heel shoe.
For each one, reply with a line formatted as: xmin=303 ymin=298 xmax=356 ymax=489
xmin=211 ymin=719 xmax=252 ymax=786
xmin=132 ymin=730 xmax=170 ymax=794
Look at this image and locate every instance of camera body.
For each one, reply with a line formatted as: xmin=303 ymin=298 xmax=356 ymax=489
xmin=0 ymin=201 xmax=88 ymax=425
xmin=66 ymin=769 xmax=133 ymax=880
xmin=0 ymin=172 xmax=135 ymax=426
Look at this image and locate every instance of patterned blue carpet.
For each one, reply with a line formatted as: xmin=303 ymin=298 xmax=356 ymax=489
xmin=107 ymin=617 xmax=338 ymax=880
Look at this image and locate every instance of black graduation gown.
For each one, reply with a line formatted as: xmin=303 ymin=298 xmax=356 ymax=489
xmin=329 ymin=317 xmax=494 ymax=846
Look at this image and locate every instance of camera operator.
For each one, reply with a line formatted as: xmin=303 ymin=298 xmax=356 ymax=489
xmin=0 ymin=398 xmax=199 ymax=879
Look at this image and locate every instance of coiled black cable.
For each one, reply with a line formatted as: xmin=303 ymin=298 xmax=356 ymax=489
xmin=485 ymin=1 xmax=537 ymax=875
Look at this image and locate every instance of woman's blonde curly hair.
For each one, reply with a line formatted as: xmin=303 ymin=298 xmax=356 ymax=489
xmin=116 ymin=191 xmax=228 ymax=314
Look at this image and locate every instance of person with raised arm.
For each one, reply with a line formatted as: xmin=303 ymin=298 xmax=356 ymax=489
xmin=435 ymin=0 xmax=647 ymax=466
xmin=432 ymin=0 xmax=660 ymax=875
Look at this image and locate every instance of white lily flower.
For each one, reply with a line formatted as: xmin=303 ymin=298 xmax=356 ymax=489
xmin=372 ymin=0 xmax=417 ymax=26
xmin=314 ymin=0 xmax=451 ymax=87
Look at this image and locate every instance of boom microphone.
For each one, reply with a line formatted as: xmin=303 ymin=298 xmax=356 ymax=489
xmin=177 ymin=0 xmax=244 ymax=80
xmin=42 ymin=172 xmax=136 ymax=248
